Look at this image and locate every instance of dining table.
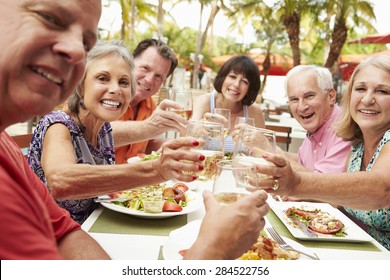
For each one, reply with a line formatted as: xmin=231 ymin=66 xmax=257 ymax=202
xmin=82 ymin=180 xmax=389 ymax=260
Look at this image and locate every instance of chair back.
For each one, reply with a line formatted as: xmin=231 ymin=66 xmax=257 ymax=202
xmin=265 ymin=124 xmax=292 ymax=151
xmin=11 ymin=133 xmax=33 ymax=158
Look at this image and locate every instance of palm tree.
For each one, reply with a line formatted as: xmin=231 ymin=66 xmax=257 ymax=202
xmin=185 ymin=0 xmax=223 ymax=88
xmin=156 ymin=0 xmax=165 ymax=40
xmin=118 ymin=0 xmax=159 ymax=45
xmin=324 ymin=0 xmax=376 ymax=68
xmin=275 ymin=0 xmax=311 ymax=66
xmin=227 ymin=1 xmax=287 ymax=94
xmin=119 ymin=0 xmax=131 ymax=44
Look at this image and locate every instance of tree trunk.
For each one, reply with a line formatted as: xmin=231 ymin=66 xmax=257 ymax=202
xmin=129 ymin=0 xmax=136 ymax=43
xmin=192 ymin=1 xmax=220 ymax=89
xmin=260 ymin=54 xmax=271 ymax=94
xmin=324 ymin=20 xmax=347 ymax=69
xmin=283 ymin=12 xmax=301 ymax=66
xmin=200 ymin=1 xmax=220 ymax=51
xmin=157 ymin=0 xmax=164 ymax=40
xmin=192 ymin=4 xmax=204 ymax=89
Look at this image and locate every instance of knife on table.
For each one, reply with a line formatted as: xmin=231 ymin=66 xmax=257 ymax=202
xmin=291 ymin=217 xmax=318 ymax=238
xmin=94 ymin=197 xmax=130 ymax=203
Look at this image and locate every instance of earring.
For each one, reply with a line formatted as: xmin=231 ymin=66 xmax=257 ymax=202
xmin=80 ymin=100 xmax=86 ymax=109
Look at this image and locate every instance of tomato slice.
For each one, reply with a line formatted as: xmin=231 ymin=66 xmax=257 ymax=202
xmin=286 ymin=207 xmax=318 ymax=220
xmin=308 ymin=215 xmax=344 ymax=234
xmin=108 ymin=192 xmax=121 ymax=198
xmin=163 ymin=187 xmax=186 ymax=204
xmin=173 ymin=182 xmax=189 ymax=193
xmin=163 ymin=201 xmax=183 ymax=212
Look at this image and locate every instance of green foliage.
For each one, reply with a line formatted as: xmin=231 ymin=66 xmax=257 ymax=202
xmin=107 ymin=0 xmax=383 ymax=72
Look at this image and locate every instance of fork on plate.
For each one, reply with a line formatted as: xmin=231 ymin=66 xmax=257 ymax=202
xmin=266 ymin=227 xmax=320 ymax=260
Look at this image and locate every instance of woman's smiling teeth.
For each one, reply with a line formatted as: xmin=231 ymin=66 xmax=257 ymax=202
xmin=227 ymin=88 xmax=240 ymax=95
xmin=101 ymin=100 xmax=121 ymax=108
xmin=359 ymin=109 xmax=378 ymax=115
xmin=32 ymin=66 xmax=63 ymax=85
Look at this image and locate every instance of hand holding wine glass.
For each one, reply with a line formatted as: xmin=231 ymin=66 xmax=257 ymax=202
xmin=185 ymin=120 xmax=225 ymax=181
xmin=168 ymin=89 xmax=193 ymax=120
xmin=233 ymin=126 xmax=277 ymax=179
xmin=232 ymin=117 xmax=255 ymax=143
xmin=211 ymin=108 xmax=231 ymax=138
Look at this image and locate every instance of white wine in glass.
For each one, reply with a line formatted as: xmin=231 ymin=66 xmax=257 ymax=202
xmin=211 ymin=108 xmax=231 ymax=138
xmin=185 ymin=120 xmax=224 ymax=181
xmin=169 ymin=89 xmax=193 ymax=120
xmin=171 ymin=109 xmax=193 ymax=120
xmin=213 ymin=160 xmax=256 ymax=205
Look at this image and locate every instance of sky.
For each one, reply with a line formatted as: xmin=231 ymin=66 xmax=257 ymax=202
xmin=167 ymin=0 xmax=389 ymax=41
xmin=99 ymin=0 xmax=390 ymax=41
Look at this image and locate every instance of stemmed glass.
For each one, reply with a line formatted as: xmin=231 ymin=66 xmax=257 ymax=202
xmin=212 ymin=159 xmax=257 ymax=205
xmin=211 ymin=108 xmax=231 ymax=138
xmin=185 ymin=120 xmax=224 ymax=181
xmin=234 ymin=117 xmax=255 ymax=126
xmin=168 ymin=89 xmax=193 ymax=120
xmin=232 ymin=126 xmax=276 ymax=178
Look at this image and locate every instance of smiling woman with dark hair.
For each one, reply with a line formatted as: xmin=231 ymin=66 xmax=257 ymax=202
xmin=192 ymin=55 xmax=265 ymax=152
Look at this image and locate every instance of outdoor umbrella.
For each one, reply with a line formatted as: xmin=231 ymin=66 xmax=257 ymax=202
xmin=338 ymin=49 xmax=390 ymax=80
xmin=348 ymin=33 xmax=390 ymax=44
xmin=211 ymin=52 xmax=293 ymax=76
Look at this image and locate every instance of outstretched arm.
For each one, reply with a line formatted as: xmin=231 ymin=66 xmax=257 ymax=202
xmin=58 ymin=229 xmax=110 ymax=260
xmin=112 ymin=99 xmax=187 ymax=147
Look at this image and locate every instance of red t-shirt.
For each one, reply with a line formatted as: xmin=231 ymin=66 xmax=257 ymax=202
xmin=0 ymin=131 xmax=80 ymax=259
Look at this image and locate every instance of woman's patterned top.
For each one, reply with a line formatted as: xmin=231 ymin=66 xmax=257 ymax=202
xmin=344 ymin=129 xmax=390 ymax=250
xmin=28 ymin=110 xmax=115 ymax=224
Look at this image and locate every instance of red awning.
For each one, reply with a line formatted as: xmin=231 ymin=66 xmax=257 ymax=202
xmin=211 ymin=52 xmax=293 ymax=76
xmin=348 ymin=33 xmax=390 ymax=44
xmin=338 ymin=49 xmax=390 ymax=80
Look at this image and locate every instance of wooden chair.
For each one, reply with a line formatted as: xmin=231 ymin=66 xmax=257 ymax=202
xmin=11 ymin=133 xmax=33 ymax=158
xmin=266 ymin=124 xmax=292 ymax=152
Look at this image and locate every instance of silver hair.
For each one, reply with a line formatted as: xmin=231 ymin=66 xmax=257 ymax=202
xmin=67 ymin=40 xmax=136 ymax=115
xmin=284 ymin=65 xmax=333 ymax=94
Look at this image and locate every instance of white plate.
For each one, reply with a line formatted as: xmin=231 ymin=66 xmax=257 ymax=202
xmin=127 ymin=156 xmax=141 ymax=164
xmin=270 ymin=201 xmax=374 ymax=242
xmin=162 ymin=220 xmax=202 ymax=260
xmin=99 ymin=190 xmax=202 ymax=219
xmin=162 ymin=219 xmax=316 ymax=260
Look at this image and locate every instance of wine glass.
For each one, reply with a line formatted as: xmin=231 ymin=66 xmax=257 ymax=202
xmin=168 ymin=88 xmax=193 ymax=120
xmin=211 ymin=108 xmax=231 ymax=138
xmin=232 ymin=117 xmax=255 ymax=141
xmin=232 ymin=126 xmax=276 ymax=178
xmin=185 ymin=120 xmax=224 ymax=181
xmin=234 ymin=117 xmax=255 ymax=126
xmin=212 ymin=159 xmax=257 ymax=205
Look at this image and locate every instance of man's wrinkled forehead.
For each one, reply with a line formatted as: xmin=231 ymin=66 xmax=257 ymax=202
xmin=20 ymin=0 xmax=101 ymax=34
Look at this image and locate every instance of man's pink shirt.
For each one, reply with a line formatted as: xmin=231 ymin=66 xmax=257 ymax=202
xmin=297 ymin=105 xmax=351 ymax=173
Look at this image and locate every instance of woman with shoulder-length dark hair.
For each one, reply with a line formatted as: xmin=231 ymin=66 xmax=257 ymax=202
xmin=192 ymin=55 xmax=265 ymax=152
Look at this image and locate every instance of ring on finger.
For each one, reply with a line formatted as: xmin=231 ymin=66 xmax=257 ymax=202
xmin=272 ymin=179 xmax=279 ymax=191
